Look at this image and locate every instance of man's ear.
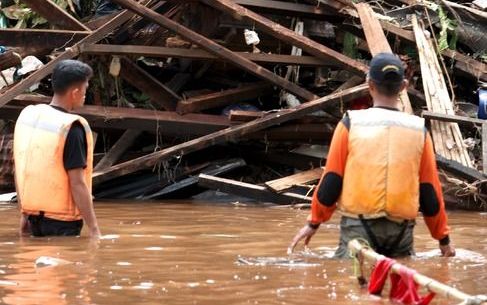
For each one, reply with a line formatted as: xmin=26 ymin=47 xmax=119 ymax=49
xmin=367 ymin=79 xmax=376 ymax=94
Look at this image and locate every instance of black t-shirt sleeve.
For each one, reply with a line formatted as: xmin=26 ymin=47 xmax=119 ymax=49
xmin=63 ymin=121 xmax=87 ymax=170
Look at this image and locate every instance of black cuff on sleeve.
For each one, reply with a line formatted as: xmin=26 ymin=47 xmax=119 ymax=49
xmin=439 ymin=235 xmax=450 ymax=246
xmin=308 ymin=222 xmax=320 ymax=230
xmin=317 ymin=172 xmax=343 ymax=207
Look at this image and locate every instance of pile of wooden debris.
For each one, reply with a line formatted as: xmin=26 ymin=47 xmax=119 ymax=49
xmin=0 ymin=0 xmax=486 ymax=209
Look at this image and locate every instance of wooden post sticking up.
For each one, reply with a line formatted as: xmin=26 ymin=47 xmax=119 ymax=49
xmin=94 ymin=129 xmax=141 ymax=171
xmin=355 ymin=3 xmax=412 ymax=114
xmin=412 ymin=15 xmax=473 ymax=168
xmin=111 ymin=0 xmax=317 ymax=101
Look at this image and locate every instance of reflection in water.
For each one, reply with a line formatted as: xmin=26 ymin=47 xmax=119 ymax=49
xmin=0 ymin=203 xmax=485 ymax=305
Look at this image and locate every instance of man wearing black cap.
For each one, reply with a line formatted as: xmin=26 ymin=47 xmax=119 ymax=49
xmin=289 ymin=53 xmax=455 ymax=258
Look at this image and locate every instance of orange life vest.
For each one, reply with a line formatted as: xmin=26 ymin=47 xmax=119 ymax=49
xmin=13 ymin=104 xmax=93 ymax=221
xmin=338 ymin=108 xmax=425 ymax=220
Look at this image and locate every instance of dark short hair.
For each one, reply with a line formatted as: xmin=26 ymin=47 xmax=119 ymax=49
xmin=51 ymin=60 xmax=93 ymax=94
xmin=371 ymin=78 xmax=403 ymax=97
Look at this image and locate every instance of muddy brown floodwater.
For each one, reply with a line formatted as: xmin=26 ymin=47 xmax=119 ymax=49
xmin=0 ymin=202 xmax=485 ymax=305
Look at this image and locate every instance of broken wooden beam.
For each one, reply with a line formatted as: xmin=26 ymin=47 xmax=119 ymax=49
xmin=94 ymin=129 xmax=141 ymax=171
xmin=0 ymin=29 xmax=89 ymax=57
xmin=0 ymin=105 xmax=231 ymax=137
xmin=177 ymin=82 xmax=272 ymax=114
xmin=199 ymin=0 xmax=368 ymax=75
xmin=0 ymin=50 xmax=22 ymax=71
xmin=265 ymin=167 xmax=322 ymax=193
xmin=21 ymin=0 xmax=91 ymax=31
xmin=80 ymin=44 xmax=333 ymax=67
xmin=422 ymin=111 xmax=486 ymax=126
xmin=229 ymin=110 xmax=264 ymax=122
xmin=119 ymin=57 xmax=179 ymax=111
xmin=413 ymin=15 xmax=473 ymax=167
xmin=355 ymin=2 xmax=412 ymax=114
xmin=198 ymin=174 xmax=310 ymax=204
xmin=92 ymin=84 xmax=368 ymax=184
xmin=0 ymin=9 xmax=136 ymax=107
xmin=111 ymin=0 xmax=317 ymax=101
xmin=234 ymin=0 xmax=335 ymax=18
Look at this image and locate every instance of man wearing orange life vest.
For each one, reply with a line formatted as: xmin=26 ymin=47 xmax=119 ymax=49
xmin=289 ymin=53 xmax=455 ymax=258
xmin=14 ymin=59 xmax=101 ymax=238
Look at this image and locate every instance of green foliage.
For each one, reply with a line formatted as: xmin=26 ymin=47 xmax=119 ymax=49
xmin=1 ymin=0 xmax=76 ymax=29
xmin=343 ymin=32 xmax=359 ymax=59
xmin=436 ymin=5 xmax=458 ymax=51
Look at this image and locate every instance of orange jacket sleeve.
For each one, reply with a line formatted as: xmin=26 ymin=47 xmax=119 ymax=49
xmin=309 ymin=120 xmax=349 ymax=225
xmin=419 ymin=132 xmax=450 ymax=243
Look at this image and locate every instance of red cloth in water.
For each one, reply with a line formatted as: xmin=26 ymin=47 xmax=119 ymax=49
xmin=389 ymin=266 xmax=435 ymax=305
xmin=368 ymin=258 xmax=435 ymax=305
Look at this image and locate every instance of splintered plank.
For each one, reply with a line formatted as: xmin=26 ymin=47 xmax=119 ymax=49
xmin=265 ymin=167 xmax=323 ymax=193
xmin=412 ymin=16 xmax=472 ymax=168
xmin=177 ymin=82 xmax=272 ymax=114
xmin=94 ymin=129 xmax=141 ymax=171
xmin=0 ymin=9 xmax=136 ymax=107
xmin=200 ymin=0 xmax=368 ymax=75
xmin=119 ymin=57 xmax=179 ymax=111
xmin=355 ymin=3 xmax=412 ymax=113
xmin=80 ymin=44 xmax=332 ymax=66
xmin=198 ymin=174 xmax=311 ymax=204
xmin=92 ymin=84 xmax=368 ymax=184
xmin=111 ymin=0 xmax=317 ymax=101
xmin=21 ymin=0 xmax=91 ymax=31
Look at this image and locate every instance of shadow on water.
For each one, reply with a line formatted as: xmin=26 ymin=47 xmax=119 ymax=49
xmin=0 ymin=202 xmax=485 ymax=305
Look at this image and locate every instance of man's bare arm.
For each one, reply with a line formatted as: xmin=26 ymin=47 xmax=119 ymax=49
xmin=68 ymin=168 xmax=100 ymax=238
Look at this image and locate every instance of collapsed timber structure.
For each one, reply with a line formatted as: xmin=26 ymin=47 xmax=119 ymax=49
xmin=0 ymin=0 xmax=486 ymax=209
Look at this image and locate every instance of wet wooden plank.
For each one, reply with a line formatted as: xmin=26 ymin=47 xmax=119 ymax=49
xmin=92 ymin=84 xmax=368 ymax=184
xmin=229 ymin=110 xmax=264 ymax=122
xmin=0 ymin=29 xmax=88 ymax=57
xmin=265 ymin=167 xmax=322 ymax=193
xmin=94 ymin=129 xmax=141 ymax=171
xmin=0 ymin=50 xmax=22 ymax=71
xmin=119 ymin=57 xmax=179 ymax=111
xmin=80 ymin=44 xmax=332 ymax=67
xmin=21 ymin=0 xmax=91 ymax=31
xmin=200 ymin=0 xmax=368 ymax=75
xmin=177 ymin=82 xmax=272 ymax=114
xmin=198 ymin=174 xmax=311 ymax=204
xmin=355 ymin=2 xmax=412 ymax=114
xmin=436 ymin=155 xmax=485 ymax=183
xmin=111 ymin=0 xmax=317 ymax=101
xmin=413 ymin=15 xmax=472 ymax=167
xmin=0 ymin=9 xmax=136 ymax=107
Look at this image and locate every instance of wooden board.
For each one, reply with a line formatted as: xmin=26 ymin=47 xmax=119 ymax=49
xmin=198 ymin=174 xmax=311 ymax=204
xmin=201 ymin=0 xmax=367 ymax=75
xmin=355 ymin=2 xmax=412 ymax=114
xmin=80 ymin=44 xmax=334 ymax=67
xmin=21 ymin=0 xmax=91 ymax=31
xmin=94 ymin=129 xmax=141 ymax=171
xmin=0 ymin=50 xmax=22 ymax=71
xmin=177 ymin=82 xmax=272 ymax=114
xmin=92 ymin=84 xmax=368 ymax=184
xmin=119 ymin=57 xmax=179 ymax=111
xmin=265 ymin=167 xmax=323 ymax=193
xmin=422 ymin=111 xmax=485 ymax=126
xmin=112 ymin=0 xmax=317 ymax=101
xmin=412 ymin=16 xmax=473 ymax=168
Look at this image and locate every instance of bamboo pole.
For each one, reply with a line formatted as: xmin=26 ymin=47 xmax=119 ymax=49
xmin=348 ymin=239 xmax=487 ymax=304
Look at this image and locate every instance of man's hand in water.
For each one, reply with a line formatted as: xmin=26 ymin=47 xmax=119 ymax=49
xmin=440 ymin=244 xmax=456 ymax=257
xmin=288 ymin=224 xmax=318 ymax=254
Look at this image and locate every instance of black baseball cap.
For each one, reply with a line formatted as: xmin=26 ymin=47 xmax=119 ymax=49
xmin=368 ymin=52 xmax=405 ymax=84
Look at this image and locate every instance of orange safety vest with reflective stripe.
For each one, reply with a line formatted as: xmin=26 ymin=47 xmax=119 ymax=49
xmin=338 ymin=107 xmax=425 ymax=220
xmin=13 ymin=104 xmax=93 ymax=221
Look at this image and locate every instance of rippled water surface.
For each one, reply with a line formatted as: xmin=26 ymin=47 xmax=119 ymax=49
xmin=0 ymin=202 xmax=485 ymax=305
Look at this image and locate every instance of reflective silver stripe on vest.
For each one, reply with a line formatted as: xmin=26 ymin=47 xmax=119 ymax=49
xmin=348 ymin=108 xmax=425 ymax=131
